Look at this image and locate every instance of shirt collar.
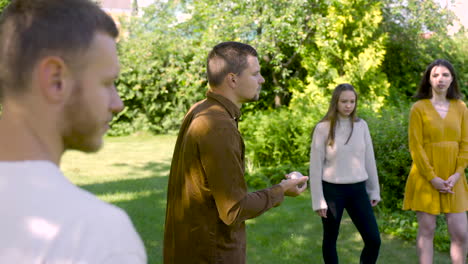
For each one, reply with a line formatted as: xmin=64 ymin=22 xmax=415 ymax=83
xmin=206 ymin=91 xmax=241 ymax=122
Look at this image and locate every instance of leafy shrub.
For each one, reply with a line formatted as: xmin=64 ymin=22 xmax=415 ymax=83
xmin=240 ymin=85 xmax=328 ymax=187
xmin=107 ymin=0 xmax=393 ymax=136
xmin=240 ymin=107 xmax=314 ymax=187
xmin=359 ymin=102 xmax=412 ymax=211
xmin=377 ymin=210 xmax=450 ymax=252
xmin=0 ymin=0 xmax=9 ymax=11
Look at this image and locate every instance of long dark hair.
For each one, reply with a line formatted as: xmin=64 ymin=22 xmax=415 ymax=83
xmin=315 ymin=83 xmax=359 ymax=146
xmin=414 ymin=59 xmax=462 ymax=100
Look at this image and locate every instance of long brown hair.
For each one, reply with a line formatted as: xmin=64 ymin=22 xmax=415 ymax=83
xmin=414 ymin=59 xmax=462 ymax=100
xmin=316 ymin=83 xmax=359 ymax=146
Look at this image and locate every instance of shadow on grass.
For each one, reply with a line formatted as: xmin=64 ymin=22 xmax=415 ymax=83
xmin=74 ymin=160 xmax=452 ymax=264
xmin=246 ymin=194 xmax=326 ymax=263
xmin=246 ymin=193 xmax=451 ymax=264
xmin=77 ymin=160 xmax=170 ymax=264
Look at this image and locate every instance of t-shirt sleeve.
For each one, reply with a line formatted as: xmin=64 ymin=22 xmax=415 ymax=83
xmin=199 ymin=125 xmax=284 ymax=226
xmin=93 ymin=208 xmax=147 ymax=264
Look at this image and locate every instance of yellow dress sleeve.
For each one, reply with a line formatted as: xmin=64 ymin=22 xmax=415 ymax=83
xmin=456 ymin=103 xmax=468 ymax=175
xmin=408 ymin=103 xmax=437 ymax=181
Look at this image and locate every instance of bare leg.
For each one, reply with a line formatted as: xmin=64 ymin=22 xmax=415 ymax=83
xmin=416 ymin=211 xmax=437 ymax=264
xmin=445 ymin=212 xmax=468 ymax=264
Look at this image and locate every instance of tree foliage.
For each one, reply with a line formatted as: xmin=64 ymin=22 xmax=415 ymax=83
xmin=380 ymin=0 xmax=467 ymax=101
xmin=302 ymin=0 xmax=389 ymax=104
xmin=114 ymin=2 xmax=208 ymax=134
xmin=0 ymin=0 xmax=9 ymax=12
xmin=114 ymin=0 xmax=395 ymax=133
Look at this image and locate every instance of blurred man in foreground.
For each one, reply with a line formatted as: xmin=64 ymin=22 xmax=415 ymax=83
xmin=0 ymin=0 xmax=147 ymax=263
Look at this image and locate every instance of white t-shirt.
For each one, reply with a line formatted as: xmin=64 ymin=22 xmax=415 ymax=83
xmin=0 ymin=161 xmax=147 ymax=264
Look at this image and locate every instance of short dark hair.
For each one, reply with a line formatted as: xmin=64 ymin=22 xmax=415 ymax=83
xmin=206 ymin=41 xmax=258 ymax=88
xmin=414 ymin=59 xmax=462 ymax=100
xmin=0 ymin=0 xmax=118 ymax=96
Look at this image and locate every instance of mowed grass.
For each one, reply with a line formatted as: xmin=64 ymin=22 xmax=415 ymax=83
xmin=61 ymin=134 xmax=451 ymax=264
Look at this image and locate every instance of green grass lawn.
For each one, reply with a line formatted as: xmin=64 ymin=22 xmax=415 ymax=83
xmin=61 ymin=134 xmax=451 ymax=264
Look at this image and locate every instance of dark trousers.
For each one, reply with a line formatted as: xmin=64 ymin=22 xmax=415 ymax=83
xmin=321 ymin=181 xmax=381 ymax=264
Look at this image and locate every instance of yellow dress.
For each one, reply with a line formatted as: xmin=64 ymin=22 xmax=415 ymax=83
xmin=403 ymin=99 xmax=468 ymax=214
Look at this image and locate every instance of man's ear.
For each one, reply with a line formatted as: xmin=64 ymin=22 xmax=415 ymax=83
xmin=37 ymin=56 xmax=71 ymax=103
xmin=226 ymin=72 xmax=237 ymax=89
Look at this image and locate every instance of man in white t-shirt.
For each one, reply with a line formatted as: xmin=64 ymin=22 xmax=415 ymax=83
xmin=0 ymin=0 xmax=147 ymax=263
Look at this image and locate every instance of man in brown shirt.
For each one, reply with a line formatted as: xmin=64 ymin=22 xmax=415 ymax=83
xmin=163 ymin=42 xmax=309 ymax=264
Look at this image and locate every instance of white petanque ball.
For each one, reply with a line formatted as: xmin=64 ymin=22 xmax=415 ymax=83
xmin=289 ymin=171 xmax=305 ymax=188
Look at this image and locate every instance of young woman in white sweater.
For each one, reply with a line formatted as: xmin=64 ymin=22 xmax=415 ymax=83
xmin=309 ymin=83 xmax=381 ymax=264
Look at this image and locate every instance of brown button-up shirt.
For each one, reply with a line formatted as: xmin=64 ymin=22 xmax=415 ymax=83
xmin=163 ymin=91 xmax=284 ymax=264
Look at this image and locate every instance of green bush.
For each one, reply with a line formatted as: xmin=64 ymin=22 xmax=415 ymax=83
xmin=108 ymin=0 xmax=392 ymax=136
xmin=240 ymin=86 xmax=328 ymax=187
xmin=359 ymin=102 xmax=412 ymax=211
xmin=377 ymin=210 xmax=450 ymax=252
xmin=0 ymin=0 xmax=9 ymax=11
xmin=240 ymin=107 xmax=314 ymax=187
xmin=107 ymin=0 xmax=466 ymax=137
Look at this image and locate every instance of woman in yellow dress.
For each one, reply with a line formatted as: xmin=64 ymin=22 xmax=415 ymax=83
xmin=403 ymin=59 xmax=468 ymax=264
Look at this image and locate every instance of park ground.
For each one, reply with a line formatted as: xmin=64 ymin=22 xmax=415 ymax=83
xmin=61 ymin=134 xmax=452 ymax=264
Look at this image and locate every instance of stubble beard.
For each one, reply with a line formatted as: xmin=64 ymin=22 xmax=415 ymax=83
xmin=62 ymin=82 xmax=103 ymax=153
xmin=249 ymin=86 xmax=261 ymax=102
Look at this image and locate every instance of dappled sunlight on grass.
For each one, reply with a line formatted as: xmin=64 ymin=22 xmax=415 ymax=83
xmin=302 ymin=222 xmax=317 ymax=232
xmin=61 ymin=134 xmax=175 ymax=264
xmin=59 ymin=134 xmax=451 ymax=264
xmin=99 ymin=190 xmax=154 ymax=203
xmin=246 ymin=190 xmax=451 ymax=264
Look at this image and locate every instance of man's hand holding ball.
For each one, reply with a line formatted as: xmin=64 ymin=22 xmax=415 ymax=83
xmin=280 ymin=171 xmax=308 ymax=197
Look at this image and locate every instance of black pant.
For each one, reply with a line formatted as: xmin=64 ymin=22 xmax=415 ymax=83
xmin=321 ymin=181 xmax=381 ymax=264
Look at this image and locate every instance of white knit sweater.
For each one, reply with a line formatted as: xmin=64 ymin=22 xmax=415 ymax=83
xmin=309 ymin=117 xmax=381 ymax=211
